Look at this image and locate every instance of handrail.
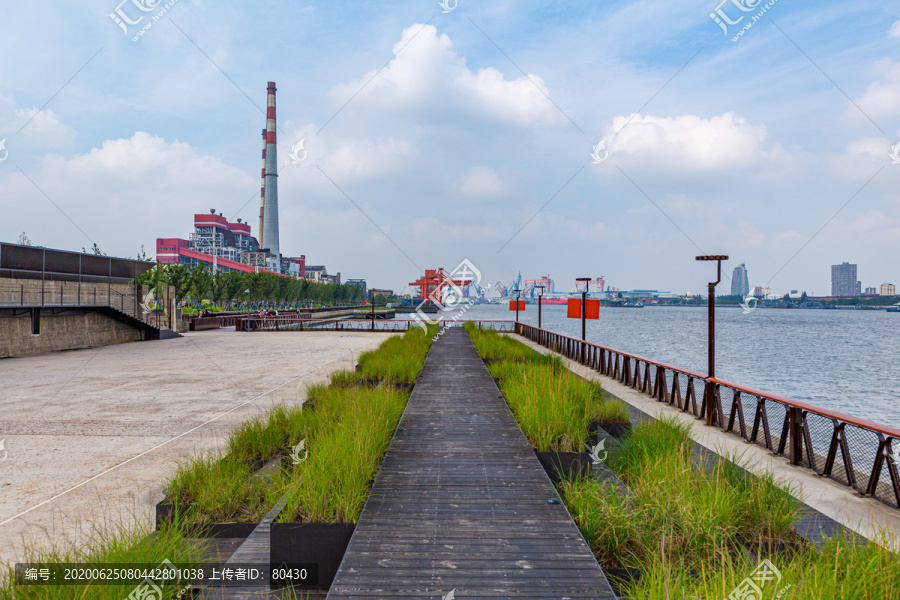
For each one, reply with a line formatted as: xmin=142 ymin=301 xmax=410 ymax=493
xmin=518 ymin=323 xmax=709 ymax=380
xmin=515 ymin=321 xmax=900 ymax=510
xmin=709 ymin=376 xmax=900 ymax=439
xmin=235 ymin=318 xmax=518 ymax=333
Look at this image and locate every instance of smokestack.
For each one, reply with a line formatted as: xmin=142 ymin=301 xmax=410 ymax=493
xmin=258 ymin=128 xmax=266 ymax=245
xmin=260 ymin=81 xmax=280 ymax=258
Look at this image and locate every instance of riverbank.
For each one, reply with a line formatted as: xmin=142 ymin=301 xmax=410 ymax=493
xmin=435 ymin=304 xmax=900 ymax=428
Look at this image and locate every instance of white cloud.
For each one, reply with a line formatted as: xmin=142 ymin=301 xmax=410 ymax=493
xmin=460 ymin=167 xmax=505 ymax=197
xmin=854 ymin=58 xmax=900 ymax=120
xmin=329 ymin=24 xmax=568 ymax=128
xmin=890 ymin=19 xmax=900 ymax=37
xmin=845 ymin=136 xmax=891 ymax=159
xmin=315 ymin=136 xmax=412 ymax=183
xmin=0 ymin=132 xmax=255 ymax=255
xmin=602 ymin=112 xmax=788 ymax=172
xmin=0 ymin=94 xmax=75 ymax=152
xmin=825 ymin=135 xmax=894 ymax=179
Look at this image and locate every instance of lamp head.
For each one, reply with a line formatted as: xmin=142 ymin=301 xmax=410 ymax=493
xmin=695 ymin=255 xmax=729 ymax=261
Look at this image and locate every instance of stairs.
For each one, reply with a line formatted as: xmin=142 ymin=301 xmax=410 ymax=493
xmin=97 ymin=305 xmax=182 ymax=341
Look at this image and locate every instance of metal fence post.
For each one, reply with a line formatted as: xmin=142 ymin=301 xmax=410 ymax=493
xmin=788 ymin=406 xmax=802 ymax=466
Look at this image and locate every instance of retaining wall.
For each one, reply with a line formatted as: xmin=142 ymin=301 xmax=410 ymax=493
xmin=0 ymin=308 xmax=143 ymax=358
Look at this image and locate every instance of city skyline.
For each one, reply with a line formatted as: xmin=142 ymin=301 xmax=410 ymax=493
xmin=0 ymin=2 xmax=898 ymax=295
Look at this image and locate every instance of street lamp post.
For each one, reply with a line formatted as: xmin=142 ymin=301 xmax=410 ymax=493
xmin=513 ymin=288 xmax=521 ymax=326
xmin=576 ymin=277 xmax=591 ymax=363
xmin=245 ymin=288 xmax=251 ymax=330
xmin=695 ymin=255 xmax=728 ymax=426
xmin=535 ymin=285 xmax=545 ymax=329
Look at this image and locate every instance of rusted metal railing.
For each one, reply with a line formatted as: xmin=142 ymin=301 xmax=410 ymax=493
xmin=236 ymin=318 xmax=517 ymax=333
xmin=516 ymin=322 xmax=900 ymax=510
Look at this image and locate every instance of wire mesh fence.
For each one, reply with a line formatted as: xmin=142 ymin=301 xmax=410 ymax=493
xmin=518 ymin=322 xmax=900 ymax=511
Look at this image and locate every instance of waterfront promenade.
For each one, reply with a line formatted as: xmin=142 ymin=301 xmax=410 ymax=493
xmin=0 ymin=329 xmax=393 ymax=568
xmin=511 ymin=333 xmax=900 ymax=549
xmin=328 ymin=327 xmax=617 ymax=599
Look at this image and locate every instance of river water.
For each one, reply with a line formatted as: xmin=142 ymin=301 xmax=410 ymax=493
xmin=411 ymin=303 xmax=900 ymax=428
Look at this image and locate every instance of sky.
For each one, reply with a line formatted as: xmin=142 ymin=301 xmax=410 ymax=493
xmin=0 ymin=0 xmax=899 ymax=296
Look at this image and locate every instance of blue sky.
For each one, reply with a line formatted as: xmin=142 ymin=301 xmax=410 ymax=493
xmin=1 ymin=0 xmax=899 ymax=295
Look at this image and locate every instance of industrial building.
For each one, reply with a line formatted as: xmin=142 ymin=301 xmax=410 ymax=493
xmin=156 ymin=210 xmax=305 ymax=277
xmin=156 ymin=81 xmax=340 ymax=282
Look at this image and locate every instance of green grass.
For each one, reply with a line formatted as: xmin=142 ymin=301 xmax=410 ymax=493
xmin=357 ymin=325 xmax=436 ymax=384
xmin=272 ymin=385 xmax=409 ymax=523
xmin=0 ymin=520 xmax=205 ymax=600
xmin=553 ymin=417 xmax=900 ymax=599
xmin=464 ymin=324 xmax=628 ymax=451
xmin=565 ymin=417 xmax=802 ymax=573
xmin=164 ymin=325 xmax=437 ymax=525
xmin=166 ymin=403 xmax=313 ymax=524
xmin=329 ymin=369 xmax=364 ymax=387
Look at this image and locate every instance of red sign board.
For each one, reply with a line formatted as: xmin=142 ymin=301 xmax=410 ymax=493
xmin=509 ymin=300 xmax=525 ymax=311
xmin=567 ymin=298 xmax=600 ymax=319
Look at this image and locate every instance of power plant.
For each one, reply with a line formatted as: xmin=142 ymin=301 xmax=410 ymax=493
xmin=156 ymin=81 xmax=340 ymax=281
xmin=260 ymin=81 xmax=280 ymax=262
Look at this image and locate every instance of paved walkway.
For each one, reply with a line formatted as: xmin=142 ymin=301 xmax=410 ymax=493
xmin=328 ymin=327 xmax=616 ymax=599
xmin=0 ymin=329 xmax=392 ymax=567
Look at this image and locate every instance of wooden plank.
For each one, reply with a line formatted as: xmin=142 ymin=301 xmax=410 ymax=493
xmin=196 ymin=497 xmax=286 ymax=599
xmin=327 ymin=328 xmax=617 ymax=599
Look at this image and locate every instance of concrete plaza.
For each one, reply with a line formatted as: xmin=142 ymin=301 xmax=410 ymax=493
xmin=0 ymin=329 xmax=392 ymax=566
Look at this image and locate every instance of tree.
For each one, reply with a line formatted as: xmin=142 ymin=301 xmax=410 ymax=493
xmin=17 ymin=232 xmax=32 ymax=246
xmin=189 ymin=264 xmax=213 ymax=303
xmin=164 ymin=264 xmax=192 ymax=303
xmin=209 ymin=271 xmax=227 ymax=305
xmin=136 ymin=245 xmax=150 ymax=262
xmin=800 ymin=292 xmax=808 ymax=303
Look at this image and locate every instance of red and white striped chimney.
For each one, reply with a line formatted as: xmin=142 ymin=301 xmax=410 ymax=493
xmin=260 ymin=81 xmax=280 ymax=258
xmin=258 ymin=128 xmax=266 ymax=244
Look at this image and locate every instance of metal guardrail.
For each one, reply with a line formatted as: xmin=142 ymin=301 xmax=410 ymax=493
xmin=235 ymin=317 xmax=517 ymax=333
xmin=517 ymin=322 xmax=900 ymax=510
xmin=0 ymin=280 xmax=141 ymax=316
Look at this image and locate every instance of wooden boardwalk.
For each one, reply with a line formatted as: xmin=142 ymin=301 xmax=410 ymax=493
xmin=197 ymin=497 xmax=286 ymax=600
xmin=327 ymin=327 xmax=617 ymax=599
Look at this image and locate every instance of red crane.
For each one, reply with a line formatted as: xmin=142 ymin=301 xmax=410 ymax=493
xmin=410 ymin=268 xmax=474 ymax=305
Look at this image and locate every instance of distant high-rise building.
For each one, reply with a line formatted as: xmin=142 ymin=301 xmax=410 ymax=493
xmin=730 ymin=263 xmax=749 ymax=296
xmin=831 ymin=263 xmax=861 ymax=297
xmin=347 ymin=279 xmax=367 ymax=296
xmin=865 ymin=287 xmax=877 ymax=296
xmin=880 ymin=283 xmax=896 ymax=296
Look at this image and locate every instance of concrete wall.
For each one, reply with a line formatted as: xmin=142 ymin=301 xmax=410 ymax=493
xmin=0 ymin=308 xmax=143 ymax=359
xmin=0 ymin=278 xmax=138 ymax=308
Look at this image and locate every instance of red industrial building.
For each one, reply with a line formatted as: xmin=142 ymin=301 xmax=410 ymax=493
xmin=156 ymin=210 xmax=304 ymax=278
